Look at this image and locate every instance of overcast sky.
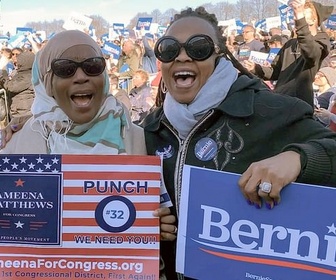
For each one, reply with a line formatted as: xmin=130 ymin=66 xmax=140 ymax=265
xmin=0 ymin=0 xmax=237 ymax=34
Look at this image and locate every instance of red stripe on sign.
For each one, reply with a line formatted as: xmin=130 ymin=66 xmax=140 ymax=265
xmin=62 ymin=186 xmax=160 ymax=196
xmin=63 ymin=172 xmax=160 ymax=180
xmin=0 ymin=247 xmax=159 ymax=256
xmin=62 ymin=155 xmax=161 ymax=165
xmin=62 ymin=218 xmax=158 ymax=227
xmin=62 ymin=202 xmax=159 ymax=211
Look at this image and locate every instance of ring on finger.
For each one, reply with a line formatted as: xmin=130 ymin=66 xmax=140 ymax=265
xmin=259 ymin=182 xmax=272 ymax=193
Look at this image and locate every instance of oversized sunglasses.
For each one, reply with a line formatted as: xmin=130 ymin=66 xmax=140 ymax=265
xmin=154 ymin=34 xmax=218 ymax=63
xmin=50 ymin=57 xmax=106 ymax=78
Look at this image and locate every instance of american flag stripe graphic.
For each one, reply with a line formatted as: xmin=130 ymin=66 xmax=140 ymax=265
xmin=61 ymin=155 xmax=160 ymax=256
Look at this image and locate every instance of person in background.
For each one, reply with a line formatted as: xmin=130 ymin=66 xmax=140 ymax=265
xmin=315 ymin=93 xmax=336 ymax=132
xmin=140 ymin=30 xmax=158 ymax=74
xmin=113 ymin=39 xmax=140 ymax=80
xmin=328 ymin=49 xmax=336 ymax=69
xmin=267 ymin=34 xmax=284 ymax=50
xmin=313 ymin=66 xmax=336 ymax=109
xmin=281 ymin=29 xmax=292 ymax=44
xmin=3 ymin=51 xmax=35 ymax=120
xmin=129 ymin=69 xmax=153 ymax=123
xmin=0 ymin=47 xmax=14 ymax=80
xmin=244 ymin=0 xmax=333 ymax=108
xmin=314 ymin=67 xmax=336 ymax=128
xmin=109 ymin=73 xmax=131 ymax=111
xmin=238 ymin=24 xmax=265 ymax=61
xmin=10 ymin=47 xmax=23 ymax=70
xmin=140 ymin=6 xmax=336 ymax=280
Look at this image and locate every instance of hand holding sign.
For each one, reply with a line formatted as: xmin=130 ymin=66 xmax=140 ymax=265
xmin=243 ymin=60 xmax=256 ymax=72
xmin=238 ymin=151 xmax=301 ymax=209
xmin=288 ymin=0 xmax=306 ymax=18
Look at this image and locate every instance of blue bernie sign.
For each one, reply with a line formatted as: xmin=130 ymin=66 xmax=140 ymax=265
xmin=177 ymin=165 xmax=336 ymax=280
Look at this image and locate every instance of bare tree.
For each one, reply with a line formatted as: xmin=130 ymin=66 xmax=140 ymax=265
xmin=215 ymin=1 xmax=236 ymax=21
xmin=90 ymin=15 xmax=109 ymax=38
xmin=151 ymin=9 xmax=162 ymax=24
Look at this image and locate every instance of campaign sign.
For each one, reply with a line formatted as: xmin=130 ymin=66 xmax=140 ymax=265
xmin=249 ymin=51 xmax=269 ymax=65
xmin=7 ymin=34 xmax=26 ymax=49
xmin=102 ymin=41 xmax=121 ymax=60
xmin=0 ymin=155 xmax=161 ymax=280
xmin=265 ymin=16 xmax=281 ymax=30
xmin=157 ymin=26 xmax=167 ymax=37
xmin=326 ymin=14 xmax=336 ymax=30
xmin=136 ymin=17 xmax=152 ymax=31
xmin=255 ymin=19 xmax=267 ymax=31
xmin=267 ymin=48 xmax=280 ymax=63
xmin=63 ymin=12 xmax=93 ymax=32
xmin=113 ymin=23 xmax=125 ymax=33
xmin=177 ymin=165 xmax=336 ymax=280
xmin=16 ymin=27 xmax=33 ymax=35
xmin=279 ymin=4 xmax=294 ymax=30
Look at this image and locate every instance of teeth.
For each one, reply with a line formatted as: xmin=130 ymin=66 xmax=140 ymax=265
xmin=175 ymin=71 xmax=195 ymax=76
xmin=73 ymin=93 xmax=91 ymax=97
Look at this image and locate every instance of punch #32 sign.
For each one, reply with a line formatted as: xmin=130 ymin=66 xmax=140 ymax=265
xmin=177 ymin=165 xmax=336 ymax=280
xmin=0 ymin=154 xmax=162 ymax=280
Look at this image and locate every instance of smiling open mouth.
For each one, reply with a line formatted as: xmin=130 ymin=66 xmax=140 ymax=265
xmin=174 ymin=71 xmax=196 ymax=86
xmin=71 ymin=93 xmax=93 ymax=106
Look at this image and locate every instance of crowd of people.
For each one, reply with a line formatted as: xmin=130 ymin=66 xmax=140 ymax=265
xmin=0 ymin=0 xmax=336 ymax=279
xmin=0 ymin=2 xmax=336 ymax=129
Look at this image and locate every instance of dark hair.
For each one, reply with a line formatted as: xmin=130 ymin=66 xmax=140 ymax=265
xmin=172 ymin=7 xmax=226 ymax=52
xmin=170 ymin=6 xmax=253 ymax=78
xmin=155 ymin=78 xmax=166 ymax=107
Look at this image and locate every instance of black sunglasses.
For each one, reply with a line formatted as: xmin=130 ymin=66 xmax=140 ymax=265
xmin=50 ymin=57 xmax=106 ymax=78
xmin=154 ymin=34 xmax=218 ymax=63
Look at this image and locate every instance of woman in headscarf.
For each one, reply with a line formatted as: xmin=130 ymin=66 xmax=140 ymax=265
xmin=0 ymin=30 xmax=145 ymax=154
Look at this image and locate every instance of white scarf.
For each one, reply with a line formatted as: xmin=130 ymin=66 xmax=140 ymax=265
xmin=163 ymin=58 xmax=238 ymax=139
xmin=31 ymin=74 xmax=128 ymax=155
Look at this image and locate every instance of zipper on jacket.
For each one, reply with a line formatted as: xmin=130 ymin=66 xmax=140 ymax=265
xmin=162 ymin=109 xmax=215 ymax=216
xmin=162 ymin=110 xmax=215 ymax=280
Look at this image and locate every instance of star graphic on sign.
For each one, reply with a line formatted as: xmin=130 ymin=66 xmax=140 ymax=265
xmin=28 ymin=163 xmax=35 ymax=169
xmin=15 ymin=178 xmax=25 ymax=187
xmin=52 ymin=157 xmax=59 ymax=164
xmin=44 ymin=163 xmax=51 ymax=169
xmin=36 ymin=156 xmax=44 ymax=163
xmin=14 ymin=221 xmax=24 ymax=228
xmin=19 ymin=157 xmax=27 ymax=163
xmin=2 ymin=157 xmax=10 ymax=163
xmin=327 ymin=223 xmax=336 ymax=235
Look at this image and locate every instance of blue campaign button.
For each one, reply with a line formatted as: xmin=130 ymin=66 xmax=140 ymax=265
xmin=194 ymin=137 xmax=218 ymax=161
